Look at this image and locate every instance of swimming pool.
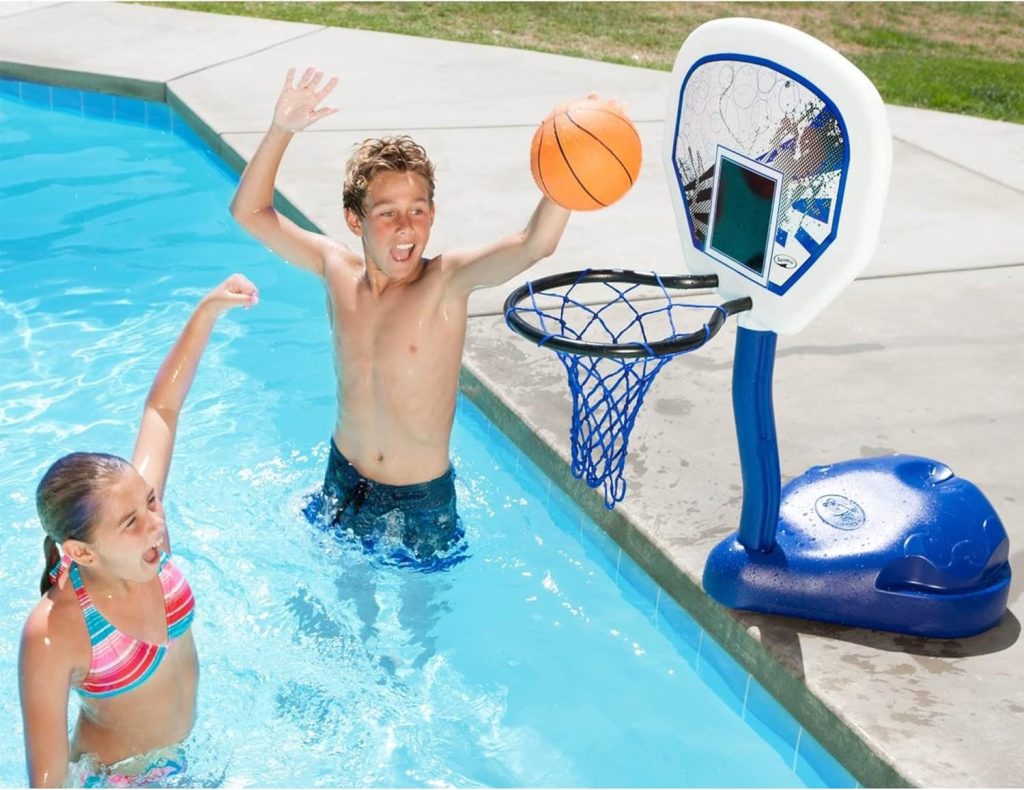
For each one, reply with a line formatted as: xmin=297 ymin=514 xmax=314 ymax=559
xmin=0 ymin=78 xmax=857 ymax=787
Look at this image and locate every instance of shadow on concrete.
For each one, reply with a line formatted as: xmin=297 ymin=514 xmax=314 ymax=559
xmin=744 ymin=608 xmax=1021 ymax=682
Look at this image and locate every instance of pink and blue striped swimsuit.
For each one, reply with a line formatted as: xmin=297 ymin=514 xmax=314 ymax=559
xmin=52 ymin=553 xmax=195 ymax=698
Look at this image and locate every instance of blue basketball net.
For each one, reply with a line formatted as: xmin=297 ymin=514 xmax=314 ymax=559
xmin=505 ymin=269 xmax=746 ymax=509
xmin=560 ymin=348 xmax=671 ymax=508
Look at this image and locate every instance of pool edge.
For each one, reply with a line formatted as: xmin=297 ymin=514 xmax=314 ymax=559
xmin=0 ymin=63 xmax=322 ymax=237
xmin=0 ymin=60 xmax=164 ymax=102
xmin=458 ymin=363 xmax=912 ymax=790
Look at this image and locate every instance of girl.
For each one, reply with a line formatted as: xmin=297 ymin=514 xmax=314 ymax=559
xmin=18 ymin=274 xmax=258 ymax=787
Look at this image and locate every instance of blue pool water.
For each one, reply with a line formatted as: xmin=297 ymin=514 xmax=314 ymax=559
xmin=0 ymin=79 xmax=856 ymax=788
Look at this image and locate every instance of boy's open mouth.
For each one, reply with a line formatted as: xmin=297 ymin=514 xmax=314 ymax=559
xmin=143 ymin=545 xmax=160 ymax=565
xmin=392 ymin=242 xmax=414 ymax=262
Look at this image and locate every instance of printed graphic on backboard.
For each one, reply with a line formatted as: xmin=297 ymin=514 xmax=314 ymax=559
xmin=671 ymin=56 xmax=849 ymax=294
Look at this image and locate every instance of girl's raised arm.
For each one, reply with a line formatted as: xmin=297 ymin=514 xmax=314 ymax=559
xmin=131 ymin=274 xmax=258 ymax=501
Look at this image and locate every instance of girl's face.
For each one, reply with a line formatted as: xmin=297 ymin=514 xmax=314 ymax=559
xmin=76 ymin=467 xmax=167 ymax=584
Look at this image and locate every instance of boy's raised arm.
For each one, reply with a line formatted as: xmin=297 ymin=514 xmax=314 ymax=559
xmin=230 ymin=68 xmax=343 ymax=276
xmin=446 ymin=195 xmax=571 ymax=295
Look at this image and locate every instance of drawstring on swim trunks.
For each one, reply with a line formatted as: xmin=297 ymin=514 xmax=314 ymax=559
xmin=334 ymin=477 xmax=371 ymax=522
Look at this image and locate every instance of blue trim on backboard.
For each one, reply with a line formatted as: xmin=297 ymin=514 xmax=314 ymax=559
xmin=669 ymin=53 xmax=852 ymax=296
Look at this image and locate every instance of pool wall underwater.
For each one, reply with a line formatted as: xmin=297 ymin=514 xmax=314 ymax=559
xmin=0 ymin=70 xmax=903 ymax=787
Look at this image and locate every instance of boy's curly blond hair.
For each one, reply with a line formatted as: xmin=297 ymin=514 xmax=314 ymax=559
xmin=343 ymin=136 xmax=436 ymax=218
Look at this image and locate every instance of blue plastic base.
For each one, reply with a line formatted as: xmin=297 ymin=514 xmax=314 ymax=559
xmin=703 ymin=455 xmax=1011 ymax=638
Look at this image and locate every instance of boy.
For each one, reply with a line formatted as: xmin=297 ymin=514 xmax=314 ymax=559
xmin=231 ymin=68 xmax=571 ymax=563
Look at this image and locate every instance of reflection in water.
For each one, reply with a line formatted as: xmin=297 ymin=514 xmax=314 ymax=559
xmin=287 ymin=534 xmax=454 ymax=679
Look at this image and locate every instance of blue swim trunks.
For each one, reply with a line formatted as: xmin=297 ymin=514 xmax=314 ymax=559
xmin=304 ymin=440 xmax=467 ymax=570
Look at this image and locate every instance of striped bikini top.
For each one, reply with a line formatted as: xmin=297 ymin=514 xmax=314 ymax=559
xmin=51 ymin=553 xmax=195 ymax=698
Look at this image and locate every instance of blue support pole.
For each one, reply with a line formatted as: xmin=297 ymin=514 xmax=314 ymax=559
xmin=732 ymin=327 xmax=781 ymax=551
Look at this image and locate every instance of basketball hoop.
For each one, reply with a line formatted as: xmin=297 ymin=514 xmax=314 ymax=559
xmin=504 ymin=269 xmax=751 ymax=508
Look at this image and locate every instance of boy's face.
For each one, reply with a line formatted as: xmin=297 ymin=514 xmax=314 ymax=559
xmin=345 ymin=170 xmax=435 ymax=280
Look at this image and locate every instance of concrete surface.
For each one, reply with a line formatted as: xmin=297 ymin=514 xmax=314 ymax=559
xmin=886 ymin=104 xmax=1024 ymax=193
xmin=3 ymin=2 xmax=1022 ymax=787
xmin=465 ymin=265 xmax=1024 ymax=788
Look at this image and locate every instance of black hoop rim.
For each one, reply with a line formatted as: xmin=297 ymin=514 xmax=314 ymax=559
xmin=503 ymin=268 xmax=753 ymax=359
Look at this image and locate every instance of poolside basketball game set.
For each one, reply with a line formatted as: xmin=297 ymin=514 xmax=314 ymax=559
xmin=506 ymin=18 xmax=1011 ymax=639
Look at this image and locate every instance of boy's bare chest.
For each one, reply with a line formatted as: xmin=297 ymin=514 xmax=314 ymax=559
xmin=329 ymin=276 xmax=466 ymax=360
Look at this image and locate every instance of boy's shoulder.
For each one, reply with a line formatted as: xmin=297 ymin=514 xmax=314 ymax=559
xmin=321 ymin=242 xmax=364 ymax=285
xmin=410 ymin=254 xmax=458 ymax=293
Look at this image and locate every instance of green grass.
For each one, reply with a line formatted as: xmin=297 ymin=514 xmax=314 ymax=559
xmin=147 ymin=1 xmax=1024 ymax=123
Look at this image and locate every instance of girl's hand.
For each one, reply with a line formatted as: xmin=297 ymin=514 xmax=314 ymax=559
xmin=273 ymin=67 xmax=339 ymax=133
xmin=201 ymin=274 xmax=259 ymax=316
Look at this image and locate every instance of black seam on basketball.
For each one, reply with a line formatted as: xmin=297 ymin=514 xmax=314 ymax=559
xmin=535 ymin=122 xmax=551 ymax=199
xmin=552 ymin=113 xmax=606 ymax=208
xmin=564 ymin=110 xmax=636 ymax=185
xmin=580 ymin=108 xmax=643 ymax=154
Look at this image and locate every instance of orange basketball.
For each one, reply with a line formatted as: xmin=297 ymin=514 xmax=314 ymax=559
xmin=530 ymin=97 xmax=642 ymax=211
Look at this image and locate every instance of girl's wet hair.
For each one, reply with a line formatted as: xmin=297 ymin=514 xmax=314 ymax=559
xmin=343 ymin=135 xmax=436 ymax=218
xmin=36 ymin=452 xmax=131 ymax=595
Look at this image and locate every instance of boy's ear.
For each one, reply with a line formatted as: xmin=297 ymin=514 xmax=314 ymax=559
xmin=64 ymin=540 xmax=95 ymax=566
xmin=344 ymin=208 xmax=364 ymax=237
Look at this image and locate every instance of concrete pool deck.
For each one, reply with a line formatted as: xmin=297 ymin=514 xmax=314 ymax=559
xmin=2 ymin=2 xmax=1022 ymax=786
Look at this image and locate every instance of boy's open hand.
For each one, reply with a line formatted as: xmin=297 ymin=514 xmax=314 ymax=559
xmin=273 ymin=67 xmax=339 ymax=133
xmin=586 ymin=91 xmax=626 ymax=114
xmin=202 ymin=273 xmax=260 ymax=316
